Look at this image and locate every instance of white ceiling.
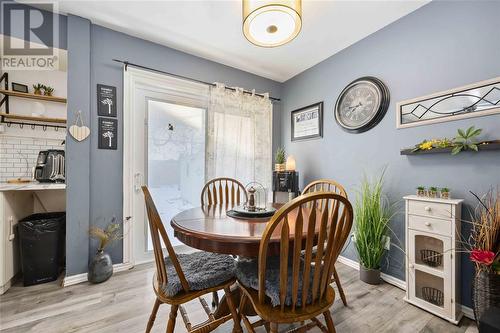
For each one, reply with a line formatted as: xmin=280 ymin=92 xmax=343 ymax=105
xmin=47 ymin=0 xmax=428 ymax=82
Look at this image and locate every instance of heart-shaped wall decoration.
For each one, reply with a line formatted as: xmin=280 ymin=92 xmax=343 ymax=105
xmin=69 ymin=124 xmax=90 ymax=141
xmin=69 ymin=110 xmax=90 ymax=142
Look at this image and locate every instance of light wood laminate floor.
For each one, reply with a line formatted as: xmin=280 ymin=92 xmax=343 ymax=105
xmin=0 ymin=262 xmax=478 ymax=333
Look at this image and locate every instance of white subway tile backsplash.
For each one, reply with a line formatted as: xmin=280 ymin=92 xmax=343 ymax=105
xmin=0 ymin=135 xmax=65 ymax=182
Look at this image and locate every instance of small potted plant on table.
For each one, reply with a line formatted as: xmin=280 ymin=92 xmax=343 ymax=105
xmin=440 ymin=187 xmax=450 ymax=199
xmin=417 ymin=186 xmax=426 ymax=197
xmin=354 ymin=171 xmax=393 ymax=285
xmin=428 ymin=186 xmax=438 ymax=198
xmin=275 ymin=147 xmax=286 ymax=172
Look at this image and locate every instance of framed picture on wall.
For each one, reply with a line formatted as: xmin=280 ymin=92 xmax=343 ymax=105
xmin=291 ymin=102 xmax=323 ymax=141
xmin=97 ymin=84 xmax=117 ymax=117
xmin=98 ymin=117 xmax=118 ymax=150
xmin=12 ymin=82 xmax=28 ymax=93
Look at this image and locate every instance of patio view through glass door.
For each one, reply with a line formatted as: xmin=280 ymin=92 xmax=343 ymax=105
xmin=146 ymin=100 xmax=205 ymax=249
xmin=125 ymin=67 xmax=209 ymax=264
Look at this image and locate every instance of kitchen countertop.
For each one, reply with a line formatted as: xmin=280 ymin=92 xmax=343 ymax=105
xmin=0 ymin=182 xmax=66 ymax=191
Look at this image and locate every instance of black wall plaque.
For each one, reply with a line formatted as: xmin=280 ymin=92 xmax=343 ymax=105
xmin=98 ymin=117 xmax=118 ymax=150
xmin=97 ymin=84 xmax=117 ymax=117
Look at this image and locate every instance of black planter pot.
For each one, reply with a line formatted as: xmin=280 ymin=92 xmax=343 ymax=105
xmin=472 ymin=270 xmax=500 ymax=331
xmin=88 ymin=250 xmax=113 ymax=284
xmin=360 ymin=265 xmax=381 ymax=285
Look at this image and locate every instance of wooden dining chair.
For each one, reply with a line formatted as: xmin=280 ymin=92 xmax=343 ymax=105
xmin=142 ymin=186 xmax=242 ymax=333
xmin=201 ymin=177 xmax=248 ymax=307
xmin=200 ymin=177 xmax=248 ymax=206
xmin=302 ymin=179 xmax=349 ymax=306
xmin=236 ymin=191 xmax=353 ymax=333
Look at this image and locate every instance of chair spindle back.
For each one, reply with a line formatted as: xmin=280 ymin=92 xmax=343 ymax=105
xmin=258 ymin=192 xmax=353 ymax=312
xmin=302 ymin=179 xmax=348 ymax=210
xmin=200 ymin=177 xmax=248 ymax=206
xmin=142 ymin=186 xmax=189 ymax=293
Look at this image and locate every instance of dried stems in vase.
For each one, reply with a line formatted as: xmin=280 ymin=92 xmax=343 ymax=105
xmin=468 ymin=188 xmax=500 ymax=274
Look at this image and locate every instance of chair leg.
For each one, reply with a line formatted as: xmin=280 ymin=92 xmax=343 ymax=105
xmin=224 ymin=286 xmax=242 ymax=333
xmin=166 ymin=304 xmax=179 ymax=333
xmin=270 ymin=322 xmax=278 ymax=333
xmin=212 ymin=291 xmax=219 ymax=308
xmin=323 ymin=311 xmax=336 ymax=333
xmin=239 ymin=294 xmax=256 ymax=333
xmin=146 ymin=298 xmax=161 ymax=333
xmin=333 ymin=266 xmax=347 ymax=306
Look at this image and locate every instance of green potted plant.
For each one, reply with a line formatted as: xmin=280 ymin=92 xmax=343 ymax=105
xmin=354 ymin=171 xmax=392 ymax=285
xmin=416 ymin=186 xmax=426 ymax=197
xmin=440 ymin=187 xmax=450 ymax=199
xmin=275 ymin=147 xmax=286 ymax=172
xmin=452 ymin=125 xmax=482 ymax=155
xmin=88 ymin=216 xmax=125 ymax=283
xmin=33 ymin=83 xmax=44 ymax=95
xmin=428 ymin=186 xmax=438 ymax=198
xmin=44 ymin=86 xmax=54 ymax=96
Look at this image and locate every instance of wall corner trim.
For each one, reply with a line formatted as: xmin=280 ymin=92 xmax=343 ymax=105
xmin=62 ymin=262 xmax=133 ymax=287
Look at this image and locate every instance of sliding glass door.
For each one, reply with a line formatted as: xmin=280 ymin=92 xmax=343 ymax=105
xmin=146 ymin=100 xmax=205 ymax=249
xmin=124 ymin=67 xmax=209 ymax=264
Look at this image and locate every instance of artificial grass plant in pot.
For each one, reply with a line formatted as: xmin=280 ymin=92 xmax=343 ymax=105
xmin=354 ymin=171 xmax=392 ymax=285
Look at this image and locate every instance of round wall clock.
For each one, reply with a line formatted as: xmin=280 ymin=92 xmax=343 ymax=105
xmin=334 ymin=76 xmax=390 ymax=133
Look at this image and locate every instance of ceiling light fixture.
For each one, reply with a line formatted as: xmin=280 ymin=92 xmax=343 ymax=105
xmin=242 ymin=0 xmax=302 ymax=48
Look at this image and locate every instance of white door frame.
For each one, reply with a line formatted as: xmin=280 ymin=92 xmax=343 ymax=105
xmin=122 ymin=67 xmax=209 ymax=265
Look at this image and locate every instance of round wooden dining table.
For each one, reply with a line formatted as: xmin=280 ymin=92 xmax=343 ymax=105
xmin=171 ymin=204 xmax=282 ymax=257
xmin=171 ymin=203 xmax=324 ymax=258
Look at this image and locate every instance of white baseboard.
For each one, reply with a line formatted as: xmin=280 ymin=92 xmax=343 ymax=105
xmin=337 ymin=256 xmax=475 ymax=321
xmin=380 ymin=272 xmax=406 ymax=290
xmin=461 ymin=305 xmax=475 ymax=320
xmin=62 ymin=262 xmax=134 ymax=287
xmin=337 ymin=255 xmax=404 ymax=290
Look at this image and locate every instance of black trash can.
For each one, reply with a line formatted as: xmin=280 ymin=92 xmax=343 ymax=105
xmin=18 ymin=212 xmax=66 ymax=286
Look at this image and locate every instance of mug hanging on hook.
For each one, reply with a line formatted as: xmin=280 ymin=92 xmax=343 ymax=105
xmin=69 ymin=110 xmax=91 ymax=141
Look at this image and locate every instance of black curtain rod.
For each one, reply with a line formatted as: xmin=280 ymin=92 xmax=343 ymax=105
xmin=112 ymin=59 xmax=281 ymax=102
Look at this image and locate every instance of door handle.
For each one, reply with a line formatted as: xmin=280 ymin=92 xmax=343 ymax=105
xmin=8 ymin=216 xmax=15 ymax=241
xmin=134 ymin=172 xmax=143 ymax=192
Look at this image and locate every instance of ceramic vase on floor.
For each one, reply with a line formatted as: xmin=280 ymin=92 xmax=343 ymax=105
xmin=88 ymin=250 xmax=113 ymax=283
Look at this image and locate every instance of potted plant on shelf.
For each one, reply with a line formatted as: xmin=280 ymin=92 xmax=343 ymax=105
xmin=44 ymin=86 xmax=54 ymax=96
xmin=275 ymin=147 xmax=286 ymax=172
xmin=452 ymin=126 xmax=482 ymax=155
xmin=467 ymin=189 xmax=500 ymax=329
xmin=428 ymin=186 xmax=438 ymax=198
xmin=33 ymin=83 xmax=44 ymax=95
xmin=88 ymin=216 xmax=125 ymax=283
xmin=354 ymin=171 xmax=393 ymax=285
xmin=417 ymin=186 xmax=426 ymax=197
xmin=440 ymin=187 xmax=450 ymax=199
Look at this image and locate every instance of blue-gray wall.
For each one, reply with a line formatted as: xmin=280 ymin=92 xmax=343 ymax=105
xmin=66 ymin=16 xmax=282 ymax=275
xmin=66 ymin=15 xmax=91 ymax=276
xmin=280 ymin=1 xmax=500 ymax=307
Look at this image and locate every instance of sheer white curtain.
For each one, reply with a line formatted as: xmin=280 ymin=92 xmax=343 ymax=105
xmin=206 ymin=83 xmax=273 ymax=195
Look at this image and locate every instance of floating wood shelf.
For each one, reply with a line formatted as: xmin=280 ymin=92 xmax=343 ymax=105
xmin=400 ymin=140 xmax=500 ymax=155
xmin=0 ymin=89 xmax=67 ymax=103
xmin=0 ymin=112 xmax=66 ymax=124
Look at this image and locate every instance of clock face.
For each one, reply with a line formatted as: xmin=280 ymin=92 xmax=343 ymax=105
xmin=335 ymin=77 xmax=390 ymax=133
